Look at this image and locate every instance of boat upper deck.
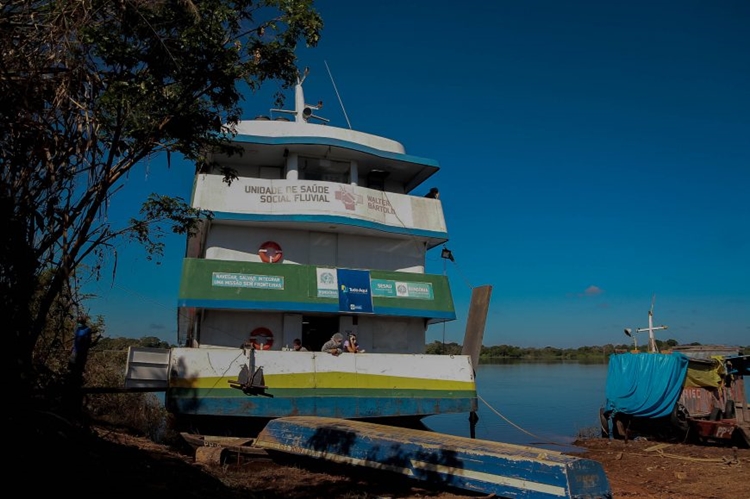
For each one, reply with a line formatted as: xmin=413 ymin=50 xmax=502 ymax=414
xmin=235 ymin=117 xmax=407 ymax=155
xmin=212 ymin=71 xmax=440 ymax=194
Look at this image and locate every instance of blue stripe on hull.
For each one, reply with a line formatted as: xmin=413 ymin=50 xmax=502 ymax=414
xmin=231 ymin=134 xmax=440 ymax=168
xmin=210 ymin=211 xmax=448 ymax=240
xmin=168 ymin=394 xmax=477 ymax=419
xmin=256 ymin=417 xmax=612 ymax=499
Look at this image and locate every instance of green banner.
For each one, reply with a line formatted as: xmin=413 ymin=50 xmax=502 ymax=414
xmin=371 ymin=279 xmax=434 ymax=300
xmin=212 ymin=272 xmax=284 ymax=290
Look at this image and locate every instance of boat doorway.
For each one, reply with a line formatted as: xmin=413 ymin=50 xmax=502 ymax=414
xmin=302 ymin=315 xmax=340 ymax=351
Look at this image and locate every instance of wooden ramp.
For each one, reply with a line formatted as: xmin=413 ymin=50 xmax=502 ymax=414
xmin=255 ymin=416 xmax=612 ymax=499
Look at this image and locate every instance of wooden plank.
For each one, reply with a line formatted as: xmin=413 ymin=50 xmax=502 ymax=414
xmin=183 ymin=433 xmax=271 ymax=463
xmin=195 ymin=446 xmax=226 ymax=465
xmin=736 ymin=426 xmax=750 ymax=447
xmin=737 ymin=403 xmax=745 ymax=424
xmin=461 ymin=285 xmax=492 ymax=370
xmin=203 ymin=435 xmax=254 ymax=447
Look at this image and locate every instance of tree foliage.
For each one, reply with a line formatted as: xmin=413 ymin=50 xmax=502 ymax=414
xmin=96 ymin=336 xmax=171 ymax=351
xmin=1 ymin=0 xmax=322 ymax=420
xmin=425 ymin=340 xmax=463 ymax=355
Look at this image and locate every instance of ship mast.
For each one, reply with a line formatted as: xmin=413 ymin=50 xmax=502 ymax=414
xmin=271 ymin=68 xmax=328 ymax=123
xmin=625 ymin=295 xmax=668 ymax=353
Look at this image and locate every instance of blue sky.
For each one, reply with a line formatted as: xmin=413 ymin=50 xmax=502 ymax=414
xmin=88 ymin=0 xmax=749 ymax=348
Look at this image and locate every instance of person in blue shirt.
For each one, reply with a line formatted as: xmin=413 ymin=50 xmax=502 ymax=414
xmin=66 ymin=314 xmax=98 ymax=413
xmin=69 ymin=314 xmax=95 ymax=374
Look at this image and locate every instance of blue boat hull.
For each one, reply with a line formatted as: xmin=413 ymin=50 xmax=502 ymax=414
xmin=255 ymin=416 xmax=612 ymax=499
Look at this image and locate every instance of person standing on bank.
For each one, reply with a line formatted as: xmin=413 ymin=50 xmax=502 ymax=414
xmin=344 ymin=333 xmax=365 ymax=353
xmin=67 ymin=314 xmax=98 ymax=413
xmin=69 ymin=314 xmax=96 ymax=376
xmin=321 ymin=332 xmax=344 ymax=356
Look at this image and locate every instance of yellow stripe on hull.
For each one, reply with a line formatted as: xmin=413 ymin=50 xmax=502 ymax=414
xmin=175 ymin=372 xmax=475 ymax=391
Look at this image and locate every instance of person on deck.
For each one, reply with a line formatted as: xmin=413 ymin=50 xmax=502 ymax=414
xmin=344 ymin=333 xmax=365 ymax=353
xmin=321 ymin=333 xmax=344 ymax=356
xmin=292 ymin=338 xmax=308 ymax=351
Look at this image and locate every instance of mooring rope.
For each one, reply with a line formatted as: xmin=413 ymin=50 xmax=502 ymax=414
xmin=478 ymin=394 xmax=570 ymax=447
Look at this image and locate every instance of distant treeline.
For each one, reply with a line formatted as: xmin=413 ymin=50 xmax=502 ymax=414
xmin=425 ymin=340 xmax=749 ymax=360
xmin=94 ymin=336 xmax=171 ymax=351
xmin=92 ymin=336 xmax=748 ymax=360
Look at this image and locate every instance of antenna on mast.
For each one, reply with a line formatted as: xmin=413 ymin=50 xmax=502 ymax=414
xmin=325 ymin=60 xmax=352 ymax=129
xmin=624 ymin=295 xmax=668 ymax=353
xmin=270 ymin=67 xmax=328 ymax=123
xmin=647 ymin=294 xmax=658 ymax=353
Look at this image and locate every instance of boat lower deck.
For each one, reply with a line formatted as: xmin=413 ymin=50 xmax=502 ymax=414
xmin=162 ymin=348 xmax=478 ymax=422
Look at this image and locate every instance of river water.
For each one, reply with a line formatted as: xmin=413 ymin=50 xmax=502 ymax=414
xmin=423 ymin=360 xmax=749 ymax=453
xmin=424 ymin=361 xmax=613 ymax=452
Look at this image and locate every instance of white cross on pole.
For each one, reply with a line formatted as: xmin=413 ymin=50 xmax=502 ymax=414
xmin=637 ymin=309 xmax=668 ymax=353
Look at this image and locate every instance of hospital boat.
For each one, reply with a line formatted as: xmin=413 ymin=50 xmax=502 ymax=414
xmin=125 ymin=70 xmax=478 ymax=435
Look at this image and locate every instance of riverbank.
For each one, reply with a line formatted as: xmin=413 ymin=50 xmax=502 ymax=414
xmin=30 ymin=423 xmax=746 ymax=499
xmin=573 ymin=437 xmax=749 ymax=499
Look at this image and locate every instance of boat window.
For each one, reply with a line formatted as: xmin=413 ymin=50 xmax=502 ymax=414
xmin=302 ymin=315 xmax=341 ymax=351
xmin=260 ymin=166 xmax=283 ymax=179
xmin=367 ymin=170 xmax=389 ymax=191
xmin=300 ymin=157 xmax=350 ymax=184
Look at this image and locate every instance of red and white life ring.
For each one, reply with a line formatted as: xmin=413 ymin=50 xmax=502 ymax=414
xmin=258 ymin=241 xmax=283 ymax=263
xmin=249 ymin=327 xmax=274 ymax=350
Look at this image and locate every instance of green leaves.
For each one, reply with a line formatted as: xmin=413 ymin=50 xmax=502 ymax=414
xmin=2 ymin=0 xmax=323 ymax=412
xmin=129 ymin=194 xmax=212 ymax=259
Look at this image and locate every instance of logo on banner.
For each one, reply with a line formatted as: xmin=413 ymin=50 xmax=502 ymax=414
xmin=371 ymin=278 xmax=434 ymax=300
xmin=337 ymin=268 xmax=373 ymax=313
xmin=316 ymin=268 xmax=338 ymax=298
xmin=334 ymin=186 xmax=363 ymax=211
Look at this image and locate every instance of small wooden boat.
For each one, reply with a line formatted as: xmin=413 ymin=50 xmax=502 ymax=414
xmin=254 ymin=416 xmax=612 ymax=499
xmin=179 ymin=432 xmax=272 ymax=465
xmin=600 ymin=302 xmax=749 ymax=447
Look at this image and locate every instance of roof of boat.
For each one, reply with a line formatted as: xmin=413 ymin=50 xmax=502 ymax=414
xmin=234 ymin=118 xmax=410 ymax=156
xmin=215 ymin=72 xmax=440 ymax=193
xmin=670 ymin=345 xmax=743 ymax=359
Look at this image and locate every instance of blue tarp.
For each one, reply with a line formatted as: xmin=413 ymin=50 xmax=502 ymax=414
xmin=604 ymin=352 xmax=689 ymax=418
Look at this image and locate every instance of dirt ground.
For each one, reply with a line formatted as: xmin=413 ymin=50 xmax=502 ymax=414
xmin=571 ymin=437 xmax=749 ymax=499
xmin=31 ymin=424 xmax=749 ymax=499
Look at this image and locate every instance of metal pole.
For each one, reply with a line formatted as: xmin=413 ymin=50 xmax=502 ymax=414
xmin=469 ymin=411 xmax=479 ymax=439
xmin=442 ymin=257 xmax=447 ymax=350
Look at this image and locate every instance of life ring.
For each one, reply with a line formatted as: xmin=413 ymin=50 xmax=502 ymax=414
xmin=258 ymin=241 xmax=283 ymax=263
xmin=249 ymin=327 xmax=274 ymax=350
